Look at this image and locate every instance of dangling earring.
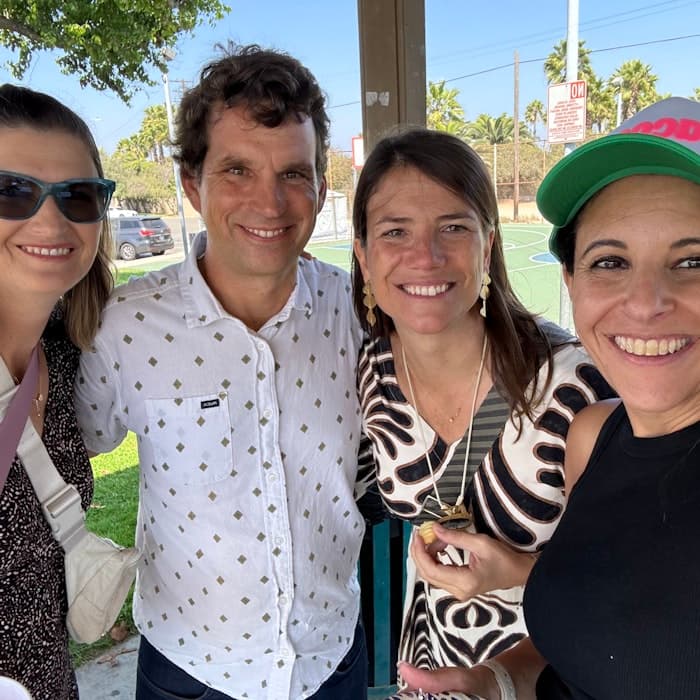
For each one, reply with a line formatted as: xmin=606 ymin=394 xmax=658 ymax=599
xmin=479 ymin=272 xmax=491 ymax=318
xmin=363 ymin=281 xmax=377 ymax=327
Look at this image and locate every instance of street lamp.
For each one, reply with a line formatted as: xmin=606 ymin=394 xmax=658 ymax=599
xmin=162 ymin=47 xmax=189 ymax=256
xmin=611 ymin=76 xmax=624 ymax=128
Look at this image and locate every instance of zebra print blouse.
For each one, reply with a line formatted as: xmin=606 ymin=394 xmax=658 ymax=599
xmin=356 ymin=330 xmax=616 ymax=550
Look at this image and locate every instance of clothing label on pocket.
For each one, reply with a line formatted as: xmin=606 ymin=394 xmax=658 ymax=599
xmin=145 ymin=393 xmax=233 ymax=485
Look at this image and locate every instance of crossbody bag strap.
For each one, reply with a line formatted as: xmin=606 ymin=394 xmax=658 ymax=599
xmin=0 ymin=346 xmax=39 ymax=495
xmin=15 ymin=418 xmax=89 ymax=554
xmin=0 ymin=348 xmax=89 ymax=554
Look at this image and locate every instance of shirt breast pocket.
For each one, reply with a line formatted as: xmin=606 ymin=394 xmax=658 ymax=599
xmin=145 ymin=393 xmax=233 ymax=486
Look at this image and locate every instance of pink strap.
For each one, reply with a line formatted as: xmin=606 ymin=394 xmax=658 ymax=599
xmin=0 ymin=346 xmax=39 ymax=494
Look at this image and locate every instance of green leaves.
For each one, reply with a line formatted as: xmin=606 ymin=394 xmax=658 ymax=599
xmin=0 ymin=0 xmax=228 ymax=102
xmin=426 ymin=80 xmax=467 ymax=134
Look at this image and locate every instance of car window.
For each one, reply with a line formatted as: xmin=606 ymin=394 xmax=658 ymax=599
xmin=140 ymin=217 xmax=164 ymax=229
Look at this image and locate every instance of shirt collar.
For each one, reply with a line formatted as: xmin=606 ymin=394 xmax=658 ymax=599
xmin=178 ymin=231 xmax=316 ymax=329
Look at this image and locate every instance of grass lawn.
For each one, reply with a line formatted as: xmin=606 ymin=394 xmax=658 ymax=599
xmin=69 ymin=434 xmax=139 ymax=666
xmin=74 ymin=224 xmax=561 ymax=665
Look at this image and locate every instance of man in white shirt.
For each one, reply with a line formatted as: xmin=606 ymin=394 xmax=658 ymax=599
xmin=75 ymin=45 xmax=369 ymax=700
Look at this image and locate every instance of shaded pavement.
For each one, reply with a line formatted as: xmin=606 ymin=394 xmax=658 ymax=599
xmin=76 ymin=635 xmax=139 ymax=699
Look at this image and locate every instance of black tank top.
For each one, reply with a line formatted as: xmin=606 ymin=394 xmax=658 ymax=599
xmin=524 ymin=404 xmax=700 ymax=699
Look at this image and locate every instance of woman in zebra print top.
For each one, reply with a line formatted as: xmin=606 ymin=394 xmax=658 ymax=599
xmin=351 ymin=128 xmax=614 ymax=686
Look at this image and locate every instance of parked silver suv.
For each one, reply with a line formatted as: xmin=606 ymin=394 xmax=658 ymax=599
xmin=110 ymin=215 xmax=174 ymax=260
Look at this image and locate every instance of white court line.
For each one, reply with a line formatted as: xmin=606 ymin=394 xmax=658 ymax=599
xmin=502 ymin=227 xmax=549 ymax=252
xmin=510 ymin=262 xmax=558 ymax=272
xmin=501 ymin=227 xmax=555 ymax=271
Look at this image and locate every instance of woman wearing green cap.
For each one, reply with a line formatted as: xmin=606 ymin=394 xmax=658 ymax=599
xmin=394 ymin=96 xmax=700 ymax=699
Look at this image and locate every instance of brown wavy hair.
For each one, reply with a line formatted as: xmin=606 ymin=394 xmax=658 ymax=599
xmin=351 ymin=127 xmax=555 ymax=422
xmin=174 ymin=43 xmax=330 ymax=180
xmin=0 ymin=84 xmax=114 ymax=349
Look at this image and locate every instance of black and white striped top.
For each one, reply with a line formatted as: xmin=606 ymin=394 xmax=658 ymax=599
xmin=357 ymin=323 xmax=616 ymax=545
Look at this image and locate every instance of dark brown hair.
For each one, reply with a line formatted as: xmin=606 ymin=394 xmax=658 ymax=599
xmin=0 ymin=84 xmax=113 ymax=349
xmin=174 ymin=43 xmax=330 ymax=180
xmin=351 ymin=127 xmax=554 ymax=421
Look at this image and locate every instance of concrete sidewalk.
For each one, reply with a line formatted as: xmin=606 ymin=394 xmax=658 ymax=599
xmin=76 ymin=635 xmax=139 ymax=699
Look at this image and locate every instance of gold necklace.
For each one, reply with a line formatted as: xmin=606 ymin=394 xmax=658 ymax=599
xmin=401 ymin=334 xmax=488 ymax=545
xmin=12 ymin=352 xmax=44 ymax=419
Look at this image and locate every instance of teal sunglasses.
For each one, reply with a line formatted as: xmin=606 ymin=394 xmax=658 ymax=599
xmin=0 ymin=170 xmax=116 ymax=223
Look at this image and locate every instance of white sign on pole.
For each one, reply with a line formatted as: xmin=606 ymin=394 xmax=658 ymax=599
xmin=547 ymin=80 xmax=587 ymax=144
xmin=352 ymin=136 xmax=365 ymax=170
xmin=351 ymin=136 xmax=364 ymax=170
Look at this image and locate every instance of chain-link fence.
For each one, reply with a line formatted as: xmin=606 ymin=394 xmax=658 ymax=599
xmin=326 ymin=134 xmax=608 ymax=227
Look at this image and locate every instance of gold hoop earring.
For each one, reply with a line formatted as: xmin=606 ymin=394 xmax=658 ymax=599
xmin=479 ymin=272 xmax=491 ymax=318
xmin=363 ymin=281 xmax=377 ymax=327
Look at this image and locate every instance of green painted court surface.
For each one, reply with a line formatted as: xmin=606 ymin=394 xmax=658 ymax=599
xmin=308 ymin=223 xmax=562 ymax=323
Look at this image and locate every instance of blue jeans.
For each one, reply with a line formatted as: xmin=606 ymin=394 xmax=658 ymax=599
xmin=136 ymin=619 xmax=368 ymax=700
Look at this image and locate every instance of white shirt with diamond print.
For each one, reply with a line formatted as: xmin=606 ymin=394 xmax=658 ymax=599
xmin=75 ymin=237 xmax=365 ymax=699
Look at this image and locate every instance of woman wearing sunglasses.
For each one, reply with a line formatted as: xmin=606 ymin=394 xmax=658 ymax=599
xmin=0 ymin=84 xmax=115 ymax=699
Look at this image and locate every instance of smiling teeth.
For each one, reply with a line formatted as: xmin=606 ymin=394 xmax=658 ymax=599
xmin=23 ymin=246 xmax=71 ymax=256
xmin=614 ymin=336 xmax=689 ymax=356
xmin=402 ymin=284 xmax=450 ymax=297
xmin=247 ymin=227 xmax=285 ymax=239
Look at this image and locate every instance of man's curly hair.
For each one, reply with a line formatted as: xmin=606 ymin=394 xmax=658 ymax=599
xmin=174 ymin=43 xmax=330 ymax=180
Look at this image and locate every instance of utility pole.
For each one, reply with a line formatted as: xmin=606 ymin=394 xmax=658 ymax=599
xmin=559 ymin=0 xmax=579 ymax=331
xmin=564 ymin=0 xmax=579 ymax=158
xmin=163 ymin=69 xmax=189 ymax=256
xmin=611 ymin=76 xmax=624 ymax=126
xmin=513 ymin=50 xmax=520 ymax=222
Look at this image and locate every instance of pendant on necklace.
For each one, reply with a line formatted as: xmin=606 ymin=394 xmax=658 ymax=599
xmin=418 ymin=502 xmax=472 ymax=545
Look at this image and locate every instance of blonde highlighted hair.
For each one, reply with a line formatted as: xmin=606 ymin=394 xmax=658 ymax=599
xmin=0 ymin=84 xmax=114 ymax=348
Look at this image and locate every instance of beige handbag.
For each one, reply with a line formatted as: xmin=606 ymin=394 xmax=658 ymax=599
xmin=15 ymin=423 xmax=140 ymax=644
xmin=0 ymin=356 xmax=140 ymax=645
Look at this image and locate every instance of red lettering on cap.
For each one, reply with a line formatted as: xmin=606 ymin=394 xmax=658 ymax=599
xmin=621 ymin=117 xmax=700 ymax=143
xmin=625 ymin=121 xmax=654 ymax=134
xmin=677 ymin=119 xmax=700 ymax=142
xmin=652 ymin=118 xmax=676 ymax=137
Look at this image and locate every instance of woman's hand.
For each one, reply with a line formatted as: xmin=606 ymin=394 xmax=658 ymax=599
xmin=398 ymin=638 xmax=544 ymax=700
xmin=411 ymin=523 xmax=537 ymax=600
xmin=397 ymin=660 xmax=500 ymax=700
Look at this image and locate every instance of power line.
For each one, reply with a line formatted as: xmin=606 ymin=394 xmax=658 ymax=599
xmin=443 ymin=33 xmax=700 ymax=84
xmin=589 ymin=32 xmax=700 ymax=55
xmin=327 ymin=32 xmax=700 ymax=110
xmin=427 ymin=0 xmax=698 ymax=68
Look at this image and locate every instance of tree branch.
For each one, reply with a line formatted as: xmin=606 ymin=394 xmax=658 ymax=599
xmin=0 ymin=17 xmax=42 ymax=43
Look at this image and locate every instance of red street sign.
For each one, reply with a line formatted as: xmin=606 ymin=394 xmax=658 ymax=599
xmin=547 ymin=80 xmax=587 ymax=144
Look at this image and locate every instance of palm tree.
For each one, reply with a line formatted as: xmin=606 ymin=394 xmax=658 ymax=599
xmin=466 ymin=114 xmax=530 ymax=189
xmin=587 ymin=76 xmax=616 ymax=133
xmin=610 ymin=60 xmax=660 ymax=119
xmin=426 ymin=80 xmax=466 ymax=133
xmin=692 ymin=87 xmax=700 ymax=101
xmin=524 ymin=99 xmax=546 ymax=138
xmin=140 ymin=105 xmax=170 ymax=163
xmin=467 ymin=113 xmax=505 ymax=143
xmin=466 ymin=113 xmax=529 ymax=144
xmin=544 ymin=40 xmax=596 ymax=85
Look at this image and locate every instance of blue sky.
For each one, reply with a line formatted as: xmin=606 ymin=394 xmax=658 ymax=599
xmin=2 ymin=0 xmax=698 ymax=154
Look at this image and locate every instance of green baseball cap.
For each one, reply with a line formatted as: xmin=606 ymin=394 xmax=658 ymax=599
xmin=538 ymin=97 xmax=700 ymax=260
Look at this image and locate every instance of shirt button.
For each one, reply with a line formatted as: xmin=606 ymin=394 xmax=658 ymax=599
xmin=279 ymin=595 xmax=288 ymax=606
xmin=274 ymin=536 xmax=284 ymax=546
xmin=256 ymin=341 xmax=266 ymax=351
xmin=263 ymin=409 xmax=273 ymax=419
xmin=268 ymin=473 xmax=278 ymax=482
